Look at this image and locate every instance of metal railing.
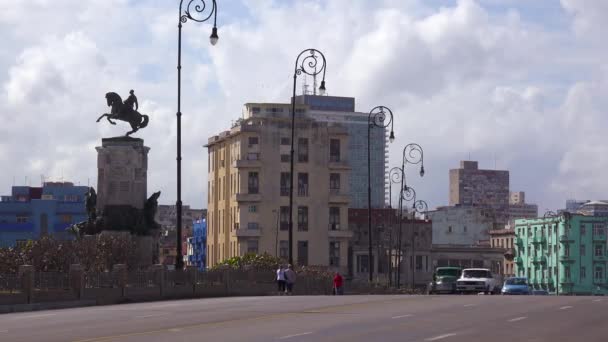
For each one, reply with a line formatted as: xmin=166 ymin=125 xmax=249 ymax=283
xmin=85 ymin=272 xmax=117 ymax=288
xmin=35 ymin=272 xmax=69 ymax=290
xmin=126 ymin=270 xmax=157 ymax=288
xmin=0 ymin=273 xmax=20 ymax=293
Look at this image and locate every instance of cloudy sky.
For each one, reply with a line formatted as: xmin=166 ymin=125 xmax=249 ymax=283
xmin=0 ymin=0 xmax=605 ymax=212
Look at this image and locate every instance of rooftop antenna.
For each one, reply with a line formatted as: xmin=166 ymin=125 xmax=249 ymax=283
xmin=302 ymin=74 xmax=309 ymax=96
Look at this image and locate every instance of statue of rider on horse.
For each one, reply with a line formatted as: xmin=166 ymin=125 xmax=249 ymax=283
xmin=96 ymin=89 xmax=149 ymax=136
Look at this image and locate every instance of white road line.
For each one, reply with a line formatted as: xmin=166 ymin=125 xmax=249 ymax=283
xmin=508 ymin=316 xmax=527 ymax=322
xmin=279 ymin=332 xmax=314 ymax=339
xmin=593 ymin=299 xmax=603 ymax=302
xmin=148 ymin=303 xmax=180 ymax=309
xmin=12 ymin=313 xmax=56 ymax=320
xmin=392 ymin=314 xmax=413 ymax=319
xmin=560 ymin=306 xmax=573 ymax=310
xmin=135 ymin=313 xmax=169 ymax=318
xmin=425 ymin=333 xmax=458 ymax=341
xmin=168 ymin=328 xmax=182 ymax=332
xmin=0 ymin=330 xmax=8 ymax=333
xmin=463 ymin=304 xmax=476 ymax=307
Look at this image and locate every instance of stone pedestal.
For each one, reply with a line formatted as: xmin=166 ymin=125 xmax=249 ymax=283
xmin=96 ymin=137 xmax=149 ymax=211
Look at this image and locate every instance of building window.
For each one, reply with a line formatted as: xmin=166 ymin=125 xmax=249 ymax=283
xmin=280 ymin=206 xmax=289 ymax=231
xmin=248 ymin=172 xmax=259 ymax=194
xmin=581 ymin=267 xmax=586 ymax=279
xmin=581 ymin=224 xmax=586 ymax=235
xmin=463 ymin=226 xmax=467 ymax=233
xmin=595 ymin=267 xmax=604 ymax=282
xmin=564 ymin=244 xmax=570 ymax=257
xmin=595 ymin=244 xmax=604 ymax=257
xmin=248 ymin=205 xmax=257 ymax=213
xmin=565 ymin=266 xmax=571 ymax=279
xmin=329 ymin=173 xmax=340 ymax=193
xmin=247 ymin=222 xmax=259 ymax=230
xmin=280 ymin=137 xmax=290 ymax=145
xmin=580 ymin=244 xmax=586 ymax=256
xmin=280 ymin=154 xmax=290 ymax=163
xmin=247 ymin=240 xmax=258 ymax=254
xmin=329 ymin=139 xmax=340 ymax=162
xmin=247 ymin=152 xmax=259 ymax=160
xmin=248 ymin=136 xmax=259 ymax=147
xmin=357 ymin=255 xmax=370 ymax=273
xmin=593 ymin=223 xmax=606 ymax=236
xmin=297 ymin=241 xmax=309 ymax=266
xmin=448 ymin=226 xmax=452 ymax=233
xmin=16 ymin=215 xmax=28 ymax=223
xmin=297 ymin=173 xmax=309 ymax=197
xmin=279 ymin=240 xmax=289 ymax=259
xmin=297 ymin=138 xmax=308 ymax=162
xmin=297 ymin=206 xmax=308 ymax=231
xmin=329 ymin=241 xmax=340 ymax=267
xmin=329 ymin=207 xmax=340 ymax=230
xmin=416 ymin=255 xmax=423 ymax=271
xmin=251 ymin=107 xmax=260 ymax=114
xmin=280 ymin=172 xmax=290 ymax=197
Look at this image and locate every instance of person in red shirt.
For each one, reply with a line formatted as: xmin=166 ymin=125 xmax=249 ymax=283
xmin=333 ymin=272 xmax=344 ymax=295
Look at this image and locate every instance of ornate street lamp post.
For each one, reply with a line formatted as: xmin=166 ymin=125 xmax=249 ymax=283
xmin=393 ymin=143 xmax=424 ymax=287
xmin=175 ymin=0 xmax=219 ymax=270
xmin=288 ymin=49 xmax=327 ymax=266
xmin=410 ymin=199 xmax=428 ymax=289
xmin=367 ymin=106 xmax=395 ymax=283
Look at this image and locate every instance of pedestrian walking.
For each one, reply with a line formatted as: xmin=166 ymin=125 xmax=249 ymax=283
xmin=276 ymin=265 xmax=286 ymax=295
xmin=333 ymin=272 xmax=344 ymax=295
xmin=284 ymin=264 xmax=296 ymax=295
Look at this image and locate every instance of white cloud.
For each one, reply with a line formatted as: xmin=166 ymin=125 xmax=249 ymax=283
xmin=0 ymin=0 xmax=605 ymax=212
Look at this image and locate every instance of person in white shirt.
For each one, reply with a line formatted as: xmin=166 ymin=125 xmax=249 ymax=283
xmin=276 ymin=265 xmax=286 ymax=295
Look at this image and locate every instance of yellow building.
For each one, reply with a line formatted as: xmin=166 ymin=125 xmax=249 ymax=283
xmin=205 ymin=103 xmax=352 ymax=273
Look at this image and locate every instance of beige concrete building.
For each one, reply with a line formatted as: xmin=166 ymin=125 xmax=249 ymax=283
xmin=449 ymin=161 xmax=510 ymax=225
xmin=488 ymin=228 xmax=515 ymax=276
xmin=205 ymin=102 xmax=352 ymax=273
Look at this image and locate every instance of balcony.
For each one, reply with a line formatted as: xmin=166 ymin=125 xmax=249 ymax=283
xmin=329 ymin=189 xmax=349 ymax=204
xmin=533 ymin=234 xmax=547 ymax=245
xmin=232 ymin=228 xmax=262 ymax=237
xmin=233 ymin=159 xmax=261 ymax=168
xmin=559 ymin=255 xmax=575 ymax=263
xmin=234 ymin=193 xmax=262 ymax=202
xmin=593 ymin=234 xmax=607 ymax=242
xmin=328 ymin=224 xmax=353 ymax=239
xmin=515 ymin=257 xmax=524 ymax=265
xmin=593 ymin=255 xmax=607 ymax=262
xmin=328 ymin=160 xmax=350 ymax=170
xmin=560 ymin=277 xmax=574 ymax=284
xmin=328 ymin=125 xmax=348 ymax=136
xmin=559 ymin=234 xmax=574 ymax=243
xmin=515 ymin=237 xmax=524 ymax=248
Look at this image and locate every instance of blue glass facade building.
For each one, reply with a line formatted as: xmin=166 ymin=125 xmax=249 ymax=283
xmin=0 ymin=182 xmax=88 ymax=247
xmin=296 ymin=95 xmax=388 ymax=209
xmin=187 ymin=218 xmax=207 ymax=270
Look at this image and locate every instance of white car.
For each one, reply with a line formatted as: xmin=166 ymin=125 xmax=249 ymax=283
xmin=456 ymin=268 xmax=500 ymax=294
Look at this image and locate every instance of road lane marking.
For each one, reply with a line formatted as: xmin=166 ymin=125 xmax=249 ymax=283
xmin=593 ymin=299 xmax=603 ymax=302
xmin=560 ymin=306 xmax=573 ymax=310
xmin=392 ymin=314 xmax=413 ymax=319
xmin=0 ymin=330 xmax=7 ymax=333
xmin=148 ymin=303 xmax=180 ymax=309
xmin=425 ymin=333 xmax=458 ymax=341
xmin=463 ymin=304 xmax=476 ymax=307
xmin=168 ymin=328 xmax=182 ymax=332
xmin=135 ymin=313 xmax=169 ymax=318
xmin=12 ymin=313 xmax=56 ymax=320
xmin=508 ymin=316 xmax=527 ymax=322
xmin=278 ymin=332 xmax=314 ymax=339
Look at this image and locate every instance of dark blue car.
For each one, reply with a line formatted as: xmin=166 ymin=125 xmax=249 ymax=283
xmin=501 ymin=277 xmax=530 ymax=295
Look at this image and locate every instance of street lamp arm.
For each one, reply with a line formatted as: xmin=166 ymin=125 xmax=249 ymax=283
xmin=401 ymin=185 xmax=416 ymax=203
xmin=180 ymin=0 xmax=217 ymax=23
xmin=368 ymin=106 xmax=395 ymax=141
xmin=294 ymin=49 xmax=327 ymax=90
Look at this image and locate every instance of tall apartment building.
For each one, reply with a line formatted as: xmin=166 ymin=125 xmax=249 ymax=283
xmin=205 ymin=102 xmax=351 ymax=273
xmin=294 ymin=95 xmax=387 ymax=208
xmin=508 ymin=191 xmax=538 ymax=221
xmin=449 ymin=161 xmax=510 ymax=225
xmin=514 ymin=214 xmax=608 ymax=295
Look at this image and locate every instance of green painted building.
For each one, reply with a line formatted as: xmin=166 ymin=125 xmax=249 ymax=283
xmin=514 ymin=213 xmax=608 ymax=295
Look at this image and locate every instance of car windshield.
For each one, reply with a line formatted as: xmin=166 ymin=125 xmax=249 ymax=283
xmin=462 ymin=270 xmax=490 ymax=278
xmin=505 ymin=278 xmax=527 ymax=286
xmin=437 ymin=269 xmax=460 ymax=277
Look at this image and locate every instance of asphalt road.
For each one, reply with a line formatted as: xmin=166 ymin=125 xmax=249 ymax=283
xmin=1 ymin=294 xmax=607 ymax=342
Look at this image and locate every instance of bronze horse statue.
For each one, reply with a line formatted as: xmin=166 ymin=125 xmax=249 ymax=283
xmin=96 ymin=92 xmax=149 ymax=136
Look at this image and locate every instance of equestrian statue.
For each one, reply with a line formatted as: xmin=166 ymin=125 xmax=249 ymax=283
xmin=96 ymin=89 xmax=149 ymax=136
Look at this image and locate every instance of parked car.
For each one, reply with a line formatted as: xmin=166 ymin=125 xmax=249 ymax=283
xmin=427 ymin=267 xmax=462 ymax=294
xmin=501 ymin=277 xmax=530 ymax=295
xmin=456 ymin=268 xmax=500 ymax=294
